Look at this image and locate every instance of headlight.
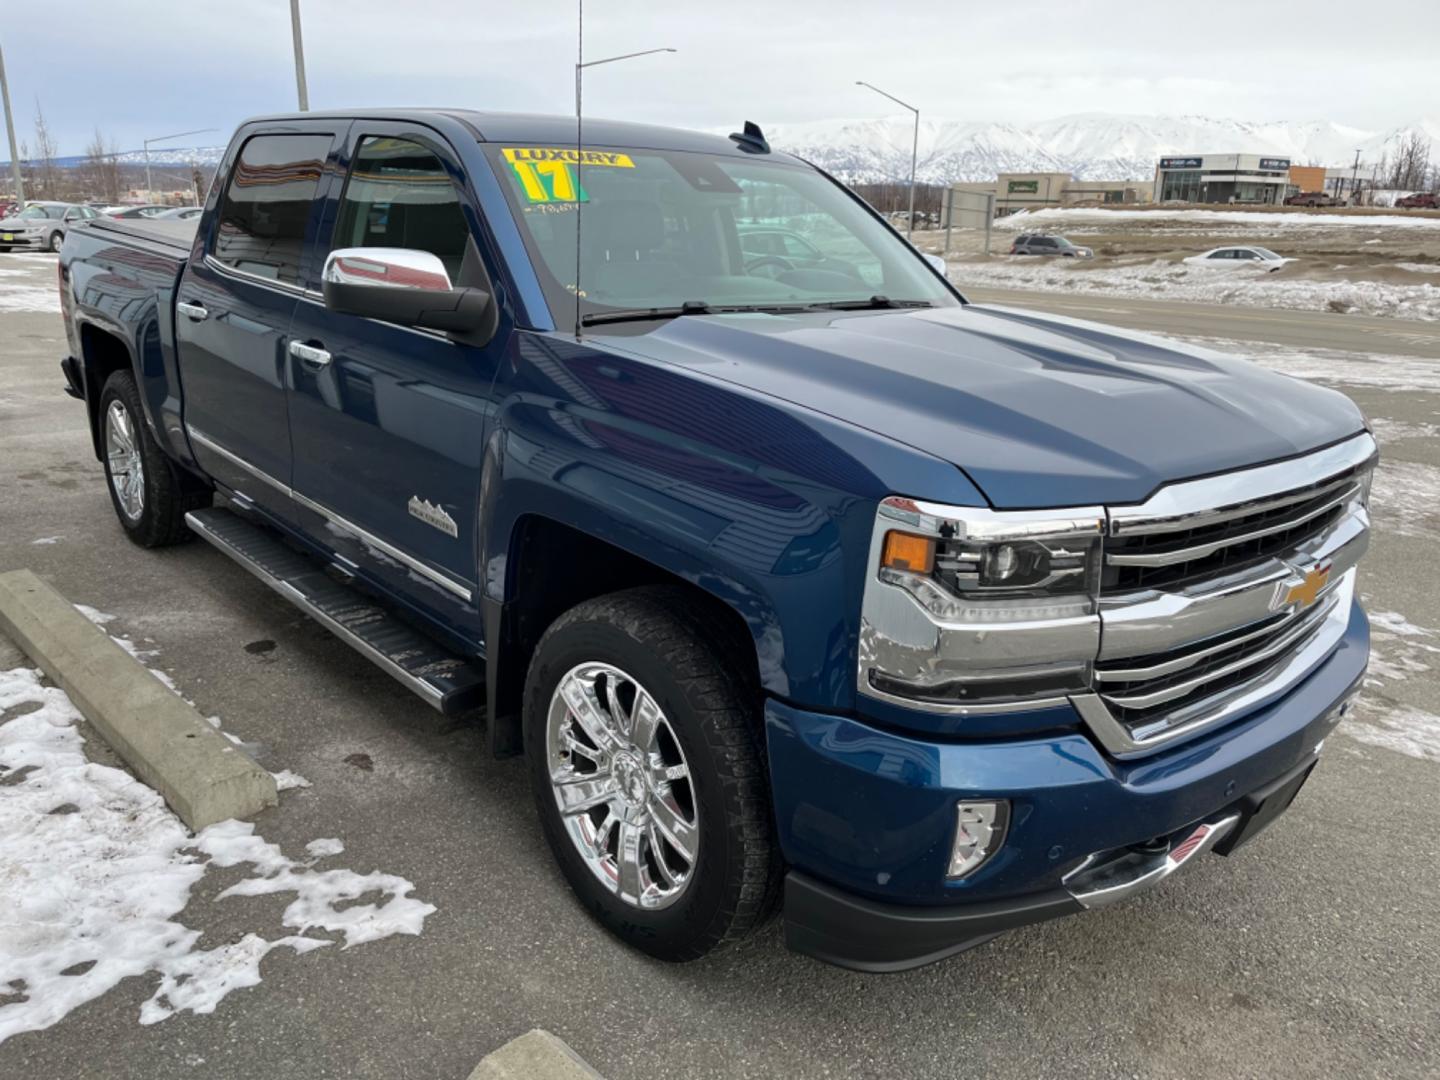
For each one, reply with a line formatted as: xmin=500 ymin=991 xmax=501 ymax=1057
xmin=859 ymin=496 xmax=1105 ymax=712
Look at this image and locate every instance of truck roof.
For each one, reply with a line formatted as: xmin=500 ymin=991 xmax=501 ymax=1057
xmin=237 ymin=109 xmax=798 ymax=163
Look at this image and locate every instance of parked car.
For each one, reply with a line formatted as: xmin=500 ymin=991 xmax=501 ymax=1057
xmin=737 ymin=224 xmax=860 ymax=281
xmin=58 ymin=110 xmax=1373 ymax=972
xmin=1183 ymin=246 xmax=1293 ymax=271
xmin=105 ymin=204 xmax=171 ymax=219
xmin=1284 ymin=192 xmax=1340 ymax=208
xmin=150 ymin=206 xmax=203 ymax=220
xmin=0 ymin=201 xmax=102 ymax=252
xmin=1396 ymin=192 xmax=1438 ymax=209
xmin=1009 ymin=234 xmax=1094 ymax=257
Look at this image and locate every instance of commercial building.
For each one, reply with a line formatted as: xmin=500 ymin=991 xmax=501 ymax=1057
xmin=1153 ymin=154 xmax=1291 ymax=205
xmin=943 ymin=172 xmax=1151 ymax=221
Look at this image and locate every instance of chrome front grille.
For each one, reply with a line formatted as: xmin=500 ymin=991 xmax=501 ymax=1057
xmin=1075 ymin=433 xmax=1377 ymax=758
xmin=1103 ymin=465 xmax=1365 ymax=593
xmin=1093 ymin=587 xmax=1340 ymax=739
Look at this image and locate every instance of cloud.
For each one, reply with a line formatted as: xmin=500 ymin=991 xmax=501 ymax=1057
xmin=8 ymin=0 xmax=1438 ymax=156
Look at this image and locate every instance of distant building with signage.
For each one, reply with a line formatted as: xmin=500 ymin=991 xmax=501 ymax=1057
xmin=1154 ymin=154 xmax=1292 ymax=205
xmin=943 ymin=172 xmax=1152 ymax=220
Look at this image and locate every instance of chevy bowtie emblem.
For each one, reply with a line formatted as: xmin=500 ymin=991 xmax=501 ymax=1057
xmin=1285 ymin=564 xmax=1331 ymax=609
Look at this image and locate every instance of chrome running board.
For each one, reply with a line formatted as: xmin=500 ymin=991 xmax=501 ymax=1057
xmin=185 ymin=507 xmax=484 ymax=715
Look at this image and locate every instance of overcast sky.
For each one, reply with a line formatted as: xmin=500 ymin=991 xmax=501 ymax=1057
xmin=7 ymin=0 xmax=1437 ymax=156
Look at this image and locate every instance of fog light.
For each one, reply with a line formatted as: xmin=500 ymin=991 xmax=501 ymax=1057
xmin=946 ymin=800 xmax=1010 ymax=879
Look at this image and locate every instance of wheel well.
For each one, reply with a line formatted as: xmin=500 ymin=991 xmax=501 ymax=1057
xmin=485 ymin=515 xmax=762 ymax=757
xmin=79 ymin=323 xmax=134 ymax=459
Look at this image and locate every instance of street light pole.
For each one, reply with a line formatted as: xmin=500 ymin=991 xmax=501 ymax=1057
xmin=856 ymin=80 xmax=920 ymax=238
xmin=0 ymin=39 xmax=24 ymax=207
xmin=571 ymin=1 xmax=675 ymax=338
xmin=144 ymin=128 xmax=218 ymax=199
xmin=290 ymin=0 xmax=310 ymax=111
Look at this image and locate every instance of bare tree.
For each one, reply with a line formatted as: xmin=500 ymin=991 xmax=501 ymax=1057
xmin=82 ymin=128 xmax=123 ymax=203
xmin=31 ymin=100 xmax=60 ymax=200
xmin=1384 ymin=132 xmax=1432 ymax=191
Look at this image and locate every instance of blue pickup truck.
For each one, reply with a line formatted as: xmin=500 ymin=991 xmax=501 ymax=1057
xmin=57 ymin=109 xmax=1373 ymax=971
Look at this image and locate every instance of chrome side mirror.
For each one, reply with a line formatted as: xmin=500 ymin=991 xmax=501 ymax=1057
xmin=321 ymin=247 xmax=493 ymax=337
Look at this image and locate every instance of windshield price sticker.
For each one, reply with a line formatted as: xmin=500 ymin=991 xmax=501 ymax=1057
xmin=503 ymin=148 xmax=635 ymax=204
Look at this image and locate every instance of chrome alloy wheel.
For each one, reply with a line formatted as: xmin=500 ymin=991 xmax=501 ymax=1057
xmin=546 ymin=662 xmax=699 ymax=910
xmin=105 ymin=400 xmax=145 ymax=521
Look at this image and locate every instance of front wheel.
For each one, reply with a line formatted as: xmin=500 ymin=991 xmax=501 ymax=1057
xmin=524 ymin=587 xmax=780 ymax=961
xmin=47 ymin=230 xmax=63 ymax=253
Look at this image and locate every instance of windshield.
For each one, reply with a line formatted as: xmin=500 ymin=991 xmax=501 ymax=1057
xmin=19 ymin=206 xmax=58 ymax=220
xmin=485 ymin=144 xmax=956 ymax=323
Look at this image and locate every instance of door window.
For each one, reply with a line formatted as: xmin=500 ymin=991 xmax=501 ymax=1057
xmin=212 ymin=133 xmax=331 ymax=285
xmin=333 ymin=136 xmax=469 ymax=281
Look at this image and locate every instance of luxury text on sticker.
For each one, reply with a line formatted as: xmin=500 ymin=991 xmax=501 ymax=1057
xmin=503 ymin=147 xmax=635 ymax=204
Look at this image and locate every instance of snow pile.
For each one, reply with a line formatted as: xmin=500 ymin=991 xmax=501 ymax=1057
xmin=955 ymin=257 xmax=1440 ymax=321
xmin=0 ymin=666 xmax=435 ymax=1043
xmin=993 ymin=206 xmax=1440 ymax=231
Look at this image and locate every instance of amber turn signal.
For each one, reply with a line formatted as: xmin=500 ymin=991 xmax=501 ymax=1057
xmin=881 ymin=531 xmax=935 ymax=574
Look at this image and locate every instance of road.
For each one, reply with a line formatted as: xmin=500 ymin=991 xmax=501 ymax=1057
xmin=2 ymin=253 xmax=1438 ymax=1080
xmin=963 ymin=284 xmax=1440 ymax=358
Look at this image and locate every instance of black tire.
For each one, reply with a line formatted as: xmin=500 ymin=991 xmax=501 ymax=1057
xmin=98 ymin=370 xmax=211 ymax=547
xmin=48 ymin=230 xmax=63 ymax=253
xmin=524 ymin=586 xmax=780 ymax=961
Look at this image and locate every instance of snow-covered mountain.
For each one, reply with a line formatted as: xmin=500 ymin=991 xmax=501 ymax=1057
xmin=761 ymin=113 xmax=1440 ymax=184
xmin=21 ymin=113 xmax=1439 ymax=182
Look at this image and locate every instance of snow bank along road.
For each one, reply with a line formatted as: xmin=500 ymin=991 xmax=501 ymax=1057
xmin=1 ymin=251 xmax=1438 ymax=1080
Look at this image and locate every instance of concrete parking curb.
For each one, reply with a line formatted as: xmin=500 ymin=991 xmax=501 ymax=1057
xmin=0 ymin=568 xmax=277 ymax=830
xmin=467 ymin=1029 xmax=606 ymax=1080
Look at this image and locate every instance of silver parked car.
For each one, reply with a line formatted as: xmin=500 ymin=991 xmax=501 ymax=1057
xmin=1009 ymin=233 xmax=1094 ymax=258
xmin=0 ymin=201 xmax=103 ymax=253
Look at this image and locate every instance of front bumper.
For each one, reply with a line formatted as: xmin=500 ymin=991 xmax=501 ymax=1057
xmin=0 ymin=231 xmax=45 ymax=248
xmin=770 ymin=599 xmax=1367 ymax=971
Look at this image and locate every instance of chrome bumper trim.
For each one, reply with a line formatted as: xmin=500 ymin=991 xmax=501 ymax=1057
xmin=1062 ymin=813 xmax=1241 ymax=910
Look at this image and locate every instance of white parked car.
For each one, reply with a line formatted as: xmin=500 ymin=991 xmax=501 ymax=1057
xmin=1183 ymin=246 xmax=1293 ymax=271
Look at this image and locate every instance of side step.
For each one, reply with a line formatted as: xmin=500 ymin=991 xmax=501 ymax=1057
xmin=185 ymin=507 xmax=485 ymax=715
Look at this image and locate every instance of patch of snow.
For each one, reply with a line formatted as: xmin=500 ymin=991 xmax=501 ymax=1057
xmin=0 ymin=285 xmax=61 ymax=314
xmin=1178 ymin=336 xmax=1440 ymax=395
xmin=272 ymin=769 xmax=311 ymax=791
xmin=72 ymin=604 xmax=116 ymax=625
xmin=955 ymin=258 xmax=1440 ymax=322
xmin=29 ymin=537 xmax=63 ymax=546
xmin=1368 ymin=459 xmax=1440 ymax=540
xmin=994 ymin=206 xmax=1440 ymax=231
xmin=1367 ymin=418 xmax=1440 ymax=444
xmin=0 ymin=667 xmax=436 ymax=1043
xmin=1344 ymin=701 xmax=1440 ymax=763
xmin=1395 ymin=262 xmax=1440 ymax=274
xmin=1370 ymin=611 xmax=1438 ymax=640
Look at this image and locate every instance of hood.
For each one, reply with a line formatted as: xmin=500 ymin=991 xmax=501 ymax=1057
xmin=596 ymin=303 xmax=1364 ymax=508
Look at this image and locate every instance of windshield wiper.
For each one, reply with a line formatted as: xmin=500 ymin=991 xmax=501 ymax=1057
xmin=804 ymin=295 xmax=935 ymax=311
xmin=580 ymin=300 xmax=715 ymax=327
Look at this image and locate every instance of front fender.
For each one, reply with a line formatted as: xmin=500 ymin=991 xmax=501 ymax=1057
xmin=479 ymin=330 xmax=988 ymax=715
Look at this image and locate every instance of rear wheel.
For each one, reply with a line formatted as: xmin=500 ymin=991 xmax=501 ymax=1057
xmin=99 ymin=370 xmax=210 ymax=547
xmin=524 ymin=587 xmax=779 ymax=961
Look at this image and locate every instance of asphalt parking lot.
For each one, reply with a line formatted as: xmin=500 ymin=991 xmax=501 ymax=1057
xmin=2 ymin=251 xmax=1438 ymax=1079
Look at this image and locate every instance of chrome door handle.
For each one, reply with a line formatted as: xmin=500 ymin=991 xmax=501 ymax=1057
xmin=176 ymin=300 xmax=208 ymax=321
xmin=288 ymin=340 xmax=332 ymax=368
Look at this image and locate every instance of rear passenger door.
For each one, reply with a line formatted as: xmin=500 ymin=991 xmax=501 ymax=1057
xmin=176 ymin=124 xmax=341 ymax=514
xmin=283 ymin=124 xmax=507 ymax=635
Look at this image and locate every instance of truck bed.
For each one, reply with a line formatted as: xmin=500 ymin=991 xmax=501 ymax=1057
xmin=78 ymin=215 xmax=197 ymax=253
